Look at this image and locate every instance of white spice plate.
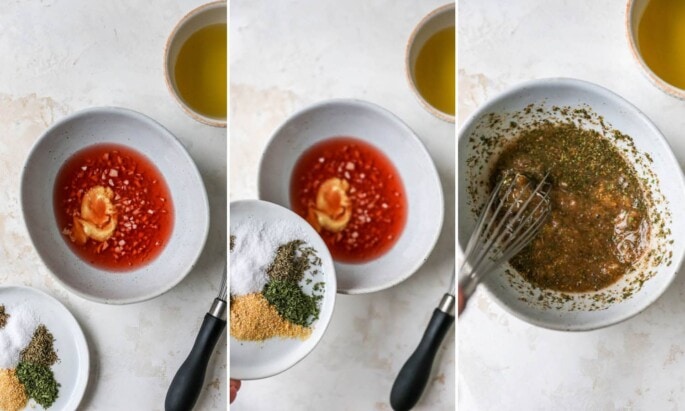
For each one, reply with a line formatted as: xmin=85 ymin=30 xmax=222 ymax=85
xmin=230 ymin=200 xmax=337 ymax=380
xmin=0 ymin=286 xmax=89 ymax=410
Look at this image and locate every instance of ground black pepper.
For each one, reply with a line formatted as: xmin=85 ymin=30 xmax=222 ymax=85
xmin=267 ymin=240 xmax=320 ymax=283
xmin=21 ymin=324 xmax=58 ymax=367
xmin=0 ymin=305 xmax=8 ymax=329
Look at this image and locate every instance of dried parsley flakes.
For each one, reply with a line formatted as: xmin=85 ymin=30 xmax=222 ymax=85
xmin=263 ymin=280 xmax=322 ymax=327
xmin=16 ymin=361 xmax=60 ymax=408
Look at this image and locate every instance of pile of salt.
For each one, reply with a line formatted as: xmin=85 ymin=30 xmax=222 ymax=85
xmin=0 ymin=304 xmax=39 ymax=369
xmin=230 ymin=217 xmax=307 ymax=296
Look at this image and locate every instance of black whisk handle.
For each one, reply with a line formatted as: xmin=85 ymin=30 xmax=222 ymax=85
xmin=165 ymin=313 xmax=226 ymax=411
xmin=390 ymin=302 xmax=454 ymax=410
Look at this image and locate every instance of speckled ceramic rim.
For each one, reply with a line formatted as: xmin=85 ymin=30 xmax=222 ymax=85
xmin=458 ymin=78 xmax=685 ymax=331
xmin=164 ymin=0 xmax=227 ymax=128
xmin=405 ymin=2 xmax=455 ymax=123
xmin=626 ymin=0 xmax=685 ymax=100
xmin=20 ymin=107 xmax=210 ymax=305
xmin=257 ymin=98 xmax=444 ymax=294
xmin=0 ymin=286 xmax=90 ymax=409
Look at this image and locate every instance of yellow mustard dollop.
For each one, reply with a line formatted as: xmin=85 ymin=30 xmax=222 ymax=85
xmin=306 ymin=177 xmax=352 ymax=233
xmin=70 ymin=186 xmax=118 ymax=245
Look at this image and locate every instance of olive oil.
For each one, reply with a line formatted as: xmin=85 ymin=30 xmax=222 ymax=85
xmin=414 ymin=26 xmax=455 ymax=116
xmin=174 ymin=23 xmax=227 ymax=119
xmin=638 ymin=0 xmax=685 ymax=89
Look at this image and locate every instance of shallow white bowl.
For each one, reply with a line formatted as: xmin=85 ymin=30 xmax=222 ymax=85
xmin=458 ymin=78 xmax=685 ymax=331
xmin=230 ymin=199 xmax=336 ymax=380
xmin=406 ymin=3 xmax=455 ymax=122
xmin=626 ymin=0 xmax=685 ymax=99
xmin=259 ymin=99 xmax=444 ymax=294
xmin=21 ymin=107 xmax=209 ymax=304
xmin=164 ymin=1 xmax=227 ymax=127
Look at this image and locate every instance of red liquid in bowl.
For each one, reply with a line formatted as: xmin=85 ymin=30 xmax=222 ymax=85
xmin=290 ymin=137 xmax=407 ymax=263
xmin=53 ymin=144 xmax=174 ymax=271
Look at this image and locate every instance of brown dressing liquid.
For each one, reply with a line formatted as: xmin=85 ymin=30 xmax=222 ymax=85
xmin=492 ymin=123 xmax=650 ymax=292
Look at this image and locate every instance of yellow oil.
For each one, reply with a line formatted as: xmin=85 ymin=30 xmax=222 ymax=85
xmin=174 ymin=23 xmax=227 ymax=119
xmin=414 ymin=26 xmax=455 ymax=116
xmin=638 ymin=0 xmax=685 ymax=89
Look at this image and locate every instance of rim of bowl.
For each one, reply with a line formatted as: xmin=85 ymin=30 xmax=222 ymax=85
xmin=405 ymin=2 xmax=455 ymax=123
xmin=458 ymin=77 xmax=685 ymax=331
xmin=164 ymin=0 xmax=227 ymax=128
xmin=229 ymin=199 xmax=337 ymax=380
xmin=625 ymin=0 xmax=685 ymax=100
xmin=20 ymin=106 xmax=211 ymax=305
xmin=257 ymin=98 xmax=445 ymax=294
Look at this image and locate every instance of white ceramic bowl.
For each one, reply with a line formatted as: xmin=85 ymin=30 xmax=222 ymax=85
xmin=406 ymin=3 xmax=455 ymax=122
xmin=21 ymin=107 xmax=210 ymax=304
xmin=458 ymin=78 xmax=685 ymax=331
xmin=230 ymin=199 xmax=336 ymax=380
xmin=626 ymin=0 xmax=685 ymax=99
xmin=165 ymin=1 xmax=227 ymax=127
xmin=259 ymin=99 xmax=444 ymax=294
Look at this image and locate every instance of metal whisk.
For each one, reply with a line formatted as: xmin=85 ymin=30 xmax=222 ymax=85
xmin=458 ymin=173 xmax=551 ymax=314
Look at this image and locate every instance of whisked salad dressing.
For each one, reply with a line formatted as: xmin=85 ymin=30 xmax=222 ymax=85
xmin=492 ymin=122 xmax=650 ymax=292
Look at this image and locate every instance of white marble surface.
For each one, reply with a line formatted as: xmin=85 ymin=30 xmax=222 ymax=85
xmin=0 ymin=1 xmax=226 ymax=410
xmin=459 ymin=1 xmax=685 ymax=410
xmin=230 ymin=0 xmax=455 ymax=410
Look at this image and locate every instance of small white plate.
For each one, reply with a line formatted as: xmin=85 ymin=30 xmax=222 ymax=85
xmin=230 ymin=200 xmax=336 ymax=380
xmin=259 ymin=99 xmax=444 ymax=294
xmin=0 ymin=286 xmax=89 ymax=410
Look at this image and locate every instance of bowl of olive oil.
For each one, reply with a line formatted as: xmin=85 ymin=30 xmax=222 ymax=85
xmin=165 ymin=1 xmax=227 ymax=127
xmin=628 ymin=0 xmax=685 ymax=99
xmin=406 ymin=3 xmax=455 ymax=122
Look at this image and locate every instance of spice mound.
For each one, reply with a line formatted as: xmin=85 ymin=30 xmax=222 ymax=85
xmin=231 ymin=293 xmax=311 ymax=341
xmin=0 ymin=369 xmax=27 ymax=411
xmin=230 ymin=219 xmax=325 ymax=342
xmin=0 ymin=304 xmax=60 ymax=410
xmin=0 ymin=305 xmax=9 ymax=329
xmin=492 ymin=122 xmax=650 ymax=292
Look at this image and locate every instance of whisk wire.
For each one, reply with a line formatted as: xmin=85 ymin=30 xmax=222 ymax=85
xmin=466 ymin=174 xmax=539 ymax=282
xmin=218 ymin=264 xmax=227 ymax=301
xmin=459 ymin=173 xmax=551 ymax=299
